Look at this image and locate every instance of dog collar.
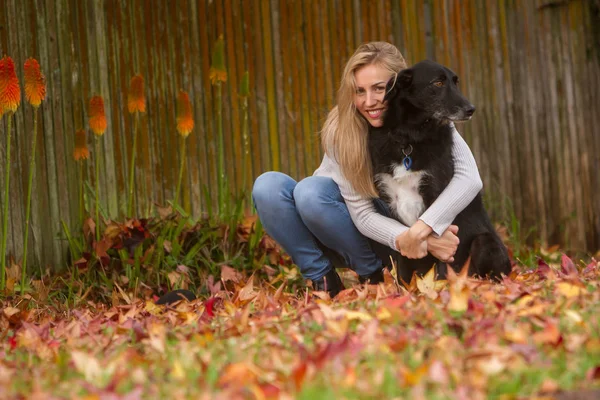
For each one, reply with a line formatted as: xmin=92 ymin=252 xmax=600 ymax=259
xmin=402 ymin=144 xmax=413 ymax=170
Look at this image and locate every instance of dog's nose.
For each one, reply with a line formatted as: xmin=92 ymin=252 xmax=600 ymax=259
xmin=465 ymin=105 xmax=476 ymax=117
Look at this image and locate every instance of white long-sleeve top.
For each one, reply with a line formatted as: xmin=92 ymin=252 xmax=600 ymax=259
xmin=313 ymin=125 xmax=483 ymax=251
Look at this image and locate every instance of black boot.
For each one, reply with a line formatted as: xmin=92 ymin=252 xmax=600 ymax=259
xmin=359 ymin=268 xmax=385 ymax=285
xmin=156 ymin=289 xmax=196 ymax=305
xmin=313 ymin=269 xmax=345 ymax=298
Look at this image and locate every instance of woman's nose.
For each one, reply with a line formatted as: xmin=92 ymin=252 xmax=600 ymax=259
xmin=366 ymin=91 xmax=378 ymax=106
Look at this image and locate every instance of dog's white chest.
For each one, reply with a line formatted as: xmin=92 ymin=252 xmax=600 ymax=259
xmin=376 ymin=165 xmax=426 ymax=226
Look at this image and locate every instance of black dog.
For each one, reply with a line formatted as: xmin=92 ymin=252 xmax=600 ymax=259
xmin=369 ymin=60 xmax=511 ymax=283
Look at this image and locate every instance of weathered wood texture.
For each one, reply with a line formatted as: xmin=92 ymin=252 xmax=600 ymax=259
xmin=0 ymin=0 xmax=599 ymax=269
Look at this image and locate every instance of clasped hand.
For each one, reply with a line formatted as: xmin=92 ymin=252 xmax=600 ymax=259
xmin=395 ymin=220 xmax=459 ymax=263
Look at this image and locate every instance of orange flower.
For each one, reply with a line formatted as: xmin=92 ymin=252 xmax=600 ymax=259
xmin=176 ymin=90 xmax=194 ymax=137
xmin=127 ymin=74 xmax=145 ymax=113
xmin=73 ymin=129 xmax=90 ymax=161
xmin=0 ymin=56 xmax=21 ymax=113
xmin=209 ymin=35 xmax=227 ymax=85
xmin=89 ymin=95 xmax=107 ymax=135
xmin=24 ymin=58 xmax=46 ymax=108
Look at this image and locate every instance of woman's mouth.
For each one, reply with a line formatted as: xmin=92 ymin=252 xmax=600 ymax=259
xmin=366 ymin=109 xmax=384 ymax=119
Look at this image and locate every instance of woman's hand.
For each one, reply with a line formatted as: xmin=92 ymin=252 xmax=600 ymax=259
xmin=395 ymin=220 xmax=432 ymax=259
xmin=427 ymin=225 xmax=460 ymax=263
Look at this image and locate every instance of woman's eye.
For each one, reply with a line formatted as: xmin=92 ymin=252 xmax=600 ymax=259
xmin=356 ymin=88 xmax=365 ymax=95
xmin=375 ymin=86 xmax=385 ymax=92
xmin=433 ymin=81 xmax=444 ymax=88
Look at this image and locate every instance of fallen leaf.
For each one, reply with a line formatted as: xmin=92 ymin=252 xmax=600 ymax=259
xmin=416 ymin=266 xmax=439 ymax=300
xmin=221 ymin=265 xmax=243 ymax=283
xmin=555 ymin=282 xmax=585 ymax=298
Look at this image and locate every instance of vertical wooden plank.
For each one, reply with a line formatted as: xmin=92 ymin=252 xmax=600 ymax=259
xmin=390 ymin=0 xmax=405 ymax=53
xmin=164 ymin=0 xmax=180 ymax=202
xmin=93 ymin=0 xmax=119 ymax=217
xmin=188 ymin=0 xmax=210 ymax=214
xmin=224 ymin=0 xmax=244 ymax=189
xmin=261 ymin=0 xmax=281 ymax=172
xmin=240 ymin=1 xmax=263 ymax=181
xmin=34 ymin=0 xmax=62 ymax=267
xmin=5 ymin=0 xmax=26 ymax=265
xmin=303 ymin=0 xmax=318 ymax=169
xmin=56 ymin=0 xmax=81 ymax=233
xmin=286 ymin=0 xmax=307 ymax=178
xmin=560 ymin=4 xmax=586 ymax=249
xmin=176 ymin=0 xmax=197 ymax=213
xmin=103 ymin=0 xmax=126 ymax=217
xmin=277 ymin=0 xmax=296 ymax=179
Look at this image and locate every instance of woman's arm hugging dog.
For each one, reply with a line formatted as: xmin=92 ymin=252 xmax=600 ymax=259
xmin=369 ymin=60 xmax=511 ymax=283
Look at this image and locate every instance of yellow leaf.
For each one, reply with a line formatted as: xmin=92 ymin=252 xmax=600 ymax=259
xmin=3 ymin=307 xmax=20 ymax=318
xmin=345 ymin=310 xmax=373 ymax=322
xmin=325 ymin=318 xmax=348 ymax=337
xmin=171 ymin=360 xmax=186 ymax=381
xmin=503 ymin=325 xmax=528 ymax=344
xmin=447 ymin=266 xmax=469 ymax=312
xmin=416 ymin=266 xmax=438 ymax=300
xmin=72 ymin=351 xmax=105 ymax=383
xmin=402 ymin=363 xmax=429 ymax=386
xmin=144 ymin=300 xmax=162 ymax=316
xmin=217 ymin=362 xmax=258 ymax=388
xmin=564 ymin=310 xmax=583 ymax=327
xmin=376 ymin=307 xmax=392 ymax=321
xmin=555 ymin=282 xmax=584 ymax=298
xmin=238 ymin=274 xmax=257 ymax=302
xmin=476 ymin=354 xmax=506 ymax=376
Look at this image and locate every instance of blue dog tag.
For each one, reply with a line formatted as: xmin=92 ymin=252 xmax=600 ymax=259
xmin=403 ymin=156 xmax=413 ymax=170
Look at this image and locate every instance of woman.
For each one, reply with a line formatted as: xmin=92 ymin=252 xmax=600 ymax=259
xmin=252 ymin=42 xmax=482 ymax=297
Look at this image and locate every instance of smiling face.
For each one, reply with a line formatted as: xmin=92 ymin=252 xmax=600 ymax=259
xmin=353 ymin=64 xmax=392 ymax=128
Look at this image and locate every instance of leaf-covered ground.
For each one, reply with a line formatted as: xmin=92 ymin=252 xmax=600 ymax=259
xmin=1 ymin=251 xmax=600 ymax=399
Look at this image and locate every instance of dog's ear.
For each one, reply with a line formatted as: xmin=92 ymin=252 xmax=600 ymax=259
xmin=384 ymin=77 xmax=399 ymax=102
xmin=397 ymin=68 xmax=413 ymax=88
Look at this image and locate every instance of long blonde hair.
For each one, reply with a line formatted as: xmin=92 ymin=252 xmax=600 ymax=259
xmin=321 ymin=42 xmax=407 ymax=197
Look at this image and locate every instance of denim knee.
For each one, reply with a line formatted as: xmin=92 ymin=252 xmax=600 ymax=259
xmin=293 ymin=177 xmax=338 ymax=225
xmin=252 ymin=171 xmax=295 ymax=208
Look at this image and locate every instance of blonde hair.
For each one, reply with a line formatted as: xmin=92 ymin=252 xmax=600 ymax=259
xmin=321 ymin=42 xmax=407 ymax=197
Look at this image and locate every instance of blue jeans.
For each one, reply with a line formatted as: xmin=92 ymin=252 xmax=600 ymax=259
xmin=252 ymin=171 xmax=395 ymax=281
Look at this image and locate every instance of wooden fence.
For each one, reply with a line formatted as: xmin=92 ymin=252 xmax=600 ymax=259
xmin=0 ymin=0 xmax=599 ymax=269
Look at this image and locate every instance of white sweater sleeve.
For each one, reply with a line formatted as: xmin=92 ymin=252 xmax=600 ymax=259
xmin=314 ymin=154 xmax=409 ymax=251
xmin=418 ymin=126 xmax=483 ymax=236
xmin=313 ymin=125 xmax=482 ymax=250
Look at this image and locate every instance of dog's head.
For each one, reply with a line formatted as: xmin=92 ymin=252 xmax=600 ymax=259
xmin=384 ymin=60 xmax=475 ymax=124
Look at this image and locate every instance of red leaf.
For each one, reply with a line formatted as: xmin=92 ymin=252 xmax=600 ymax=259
xmin=560 ymin=254 xmax=578 ymax=276
xmin=536 ymin=258 xmax=552 ymax=278
xmin=383 ymin=294 xmax=411 ymax=309
xmin=586 ymin=365 xmax=600 ymax=381
xmin=291 ymin=361 xmax=308 ymax=391
xmin=8 ymin=335 xmax=17 ymax=350
xmin=204 ymin=297 xmax=217 ymax=318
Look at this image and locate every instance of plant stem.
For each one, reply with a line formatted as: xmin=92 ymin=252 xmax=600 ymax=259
xmin=95 ymin=135 xmax=101 ymax=243
xmin=175 ymin=135 xmax=187 ymax=209
xmin=241 ymin=97 xmax=249 ymax=203
xmin=216 ymin=81 xmax=225 ymax=219
xmin=127 ymin=113 xmax=139 ymax=216
xmin=79 ymin=160 xmax=84 ymax=225
xmin=21 ymin=109 xmax=39 ymax=294
xmin=0 ymin=114 xmax=13 ymax=290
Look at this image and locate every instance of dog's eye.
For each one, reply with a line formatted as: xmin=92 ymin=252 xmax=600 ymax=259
xmin=453 ymin=76 xmax=459 ymax=85
xmin=433 ymin=81 xmax=444 ymax=87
